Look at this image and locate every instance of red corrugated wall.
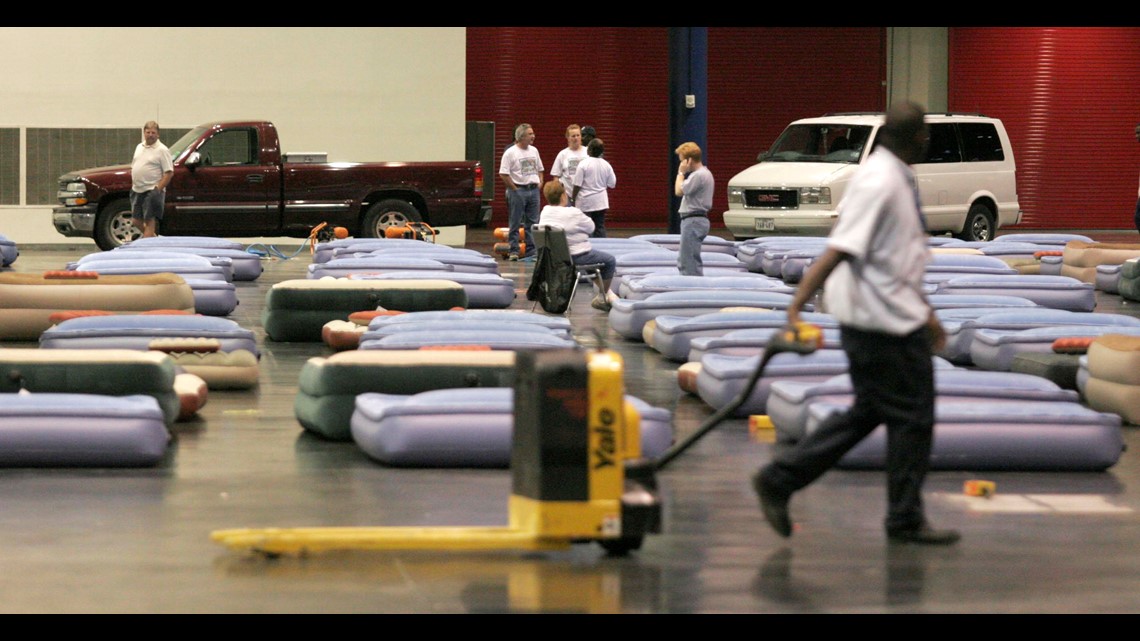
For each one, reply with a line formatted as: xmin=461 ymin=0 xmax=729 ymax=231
xmin=707 ymin=27 xmax=887 ymax=225
xmin=950 ymin=27 xmax=1140 ymax=230
xmin=466 ymin=27 xmax=670 ymax=228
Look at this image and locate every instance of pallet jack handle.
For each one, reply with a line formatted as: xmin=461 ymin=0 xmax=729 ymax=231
xmin=653 ymin=322 xmax=823 ymax=471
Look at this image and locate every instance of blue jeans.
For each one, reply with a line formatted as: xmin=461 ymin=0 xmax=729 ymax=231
xmin=572 ymin=247 xmax=615 ymax=281
xmin=507 ymin=187 xmax=540 ymax=257
xmin=678 ymin=214 xmax=710 ymax=276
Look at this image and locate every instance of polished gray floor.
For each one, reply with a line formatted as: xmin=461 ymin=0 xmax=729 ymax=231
xmin=0 ymin=229 xmax=1138 ymax=613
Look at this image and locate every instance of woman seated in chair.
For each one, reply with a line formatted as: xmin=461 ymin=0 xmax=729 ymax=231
xmin=538 ymin=180 xmax=618 ymax=312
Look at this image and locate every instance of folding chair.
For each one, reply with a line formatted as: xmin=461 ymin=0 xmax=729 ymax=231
xmin=526 ymin=224 xmax=607 ymax=314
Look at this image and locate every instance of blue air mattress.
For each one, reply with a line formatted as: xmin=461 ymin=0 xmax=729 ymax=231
xmin=608 ymin=290 xmax=798 ymax=341
xmin=767 ymin=369 xmax=1082 ymax=445
xmin=0 ymin=393 xmax=169 ymax=467
xmin=350 ymin=387 xmax=673 ymax=467
xmin=804 ymin=399 xmax=1124 ymax=472
xmin=648 ymin=310 xmax=838 ymax=362
xmin=347 ymin=271 xmax=516 ymax=308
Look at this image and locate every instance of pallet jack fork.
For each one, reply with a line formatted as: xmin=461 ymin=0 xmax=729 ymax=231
xmin=212 ymin=348 xmax=661 ymax=557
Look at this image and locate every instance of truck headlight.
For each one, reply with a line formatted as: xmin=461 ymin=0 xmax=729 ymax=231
xmin=799 ymin=187 xmax=831 ymax=205
xmin=58 ymin=181 xmax=88 ymax=206
xmin=727 ymin=186 xmax=743 ymax=204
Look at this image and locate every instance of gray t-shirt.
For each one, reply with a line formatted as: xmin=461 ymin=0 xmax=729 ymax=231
xmin=679 ymin=166 xmax=714 ymax=215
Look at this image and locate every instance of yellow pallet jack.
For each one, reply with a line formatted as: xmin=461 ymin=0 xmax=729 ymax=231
xmin=211 ymin=324 xmax=822 ymax=558
xmin=212 ymin=348 xmax=660 ymax=557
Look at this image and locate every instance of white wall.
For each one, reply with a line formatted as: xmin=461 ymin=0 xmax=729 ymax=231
xmin=888 ymin=27 xmax=949 ymax=112
xmin=0 ymin=27 xmax=467 ymax=244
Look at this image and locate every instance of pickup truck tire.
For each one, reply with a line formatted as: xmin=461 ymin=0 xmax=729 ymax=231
xmin=95 ymin=198 xmax=141 ymax=250
xmin=362 ymin=199 xmax=421 ymax=238
xmin=955 ymin=203 xmax=995 ymax=242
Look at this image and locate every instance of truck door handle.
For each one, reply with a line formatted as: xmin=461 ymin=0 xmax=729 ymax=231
xmin=246 ymin=174 xmax=264 ymax=183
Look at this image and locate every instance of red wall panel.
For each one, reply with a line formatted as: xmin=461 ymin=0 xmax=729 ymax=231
xmin=466 ymin=27 xmax=670 ymax=229
xmin=950 ymin=27 xmax=1140 ymax=230
xmin=707 ymin=27 xmax=887 ymax=225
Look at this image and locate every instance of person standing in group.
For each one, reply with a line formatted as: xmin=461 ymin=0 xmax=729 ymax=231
xmin=130 ymin=120 xmax=174 ymax=239
xmin=551 ymin=124 xmax=588 ymax=198
xmin=1133 ymin=122 xmax=1140 ymax=234
xmin=674 ymin=141 xmax=713 ymax=276
xmin=499 ymin=123 xmax=544 ymax=261
xmin=752 ymin=101 xmax=960 ymax=546
xmin=580 ymin=125 xmax=596 ymax=148
xmin=571 ymin=138 xmax=617 ymax=238
xmin=537 ymin=180 xmax=617 ymax=312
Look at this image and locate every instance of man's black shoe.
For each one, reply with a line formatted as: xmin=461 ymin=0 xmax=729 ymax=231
xmin=887 ymin=525 xmax=961 ymax=546
xmin=752 ymin=471 xmax=792 ymax=538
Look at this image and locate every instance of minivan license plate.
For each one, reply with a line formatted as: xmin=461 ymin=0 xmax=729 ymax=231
xmin=755 ymin=218 xmax=775 ymax=231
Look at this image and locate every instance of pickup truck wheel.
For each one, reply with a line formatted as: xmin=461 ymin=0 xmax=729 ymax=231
xmin=362 ymin=199 xmax=421 ymax=238
xmin=95 ymin=199 xmax=141 ymax=250
xmin=955 ymin=203 xmax=995 ymax=242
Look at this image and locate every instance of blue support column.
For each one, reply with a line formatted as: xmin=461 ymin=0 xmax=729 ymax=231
xmin=669 ymin=27 xmax=708 ymax=234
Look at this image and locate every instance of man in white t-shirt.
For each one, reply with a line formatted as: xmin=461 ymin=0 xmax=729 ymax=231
xmin=551 ymin=124 xmax=588 ymax=197
xmin=754 ymin=102 xmax=959 ymax=547
xmin=571 ymin=138 xmax=617 ymax=237
xmin=130 ymin=120 xmax=174 ymax=239
xmin=499 ymin=123 xmax=544 ymax=261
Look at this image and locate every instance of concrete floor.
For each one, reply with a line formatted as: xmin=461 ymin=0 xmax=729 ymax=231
xmin=0 ymin=227 xmax=1138 ymax=613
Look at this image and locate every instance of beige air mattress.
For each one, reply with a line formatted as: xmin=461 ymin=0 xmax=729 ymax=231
xmin=0 ymin=272 xmax=195 ymax=341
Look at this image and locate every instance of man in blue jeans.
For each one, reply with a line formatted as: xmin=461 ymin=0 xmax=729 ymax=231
xmin=753 ymin=102 xmax=959 ymax=546
xmin=674 ymin=141 xmax=713 ymax=276
xmin=499 ymin=123 xmax=544 ymax=261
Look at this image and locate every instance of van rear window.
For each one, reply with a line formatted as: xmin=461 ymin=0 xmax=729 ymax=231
xmin=959 ymin=123 xmax=1005 ymax=162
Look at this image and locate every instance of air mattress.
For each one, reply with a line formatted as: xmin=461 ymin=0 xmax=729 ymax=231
xmin=295 ymin=349 xmax=517 ymax=440
xmin=0 ymin=393 xmax=169 ymax=467
xmin=350 ymin=387 xmax=673 ymax=467
xmin=805 ymin=399 xmax=1124 ymax=472
xmin=608 ymin=290 xmax=797 ymax=341
xmin=0 ymin=272 xmax=195 ymax=341
xmin=262 ymin=278 xmax=468 ymax=342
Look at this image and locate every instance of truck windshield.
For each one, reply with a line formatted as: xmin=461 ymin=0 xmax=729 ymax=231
xmin=167 ymin=126 xmax=210 ymax=161
xmin=760 ymin=124 xmax=872 ymax=164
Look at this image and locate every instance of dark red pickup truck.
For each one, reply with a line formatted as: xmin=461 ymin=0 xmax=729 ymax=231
xmin=53 ymin=120 xmax=487 ymax=249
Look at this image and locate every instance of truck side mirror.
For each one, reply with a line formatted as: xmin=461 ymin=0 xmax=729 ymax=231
xmin=185 ymin=152 xmax=201 ymax=170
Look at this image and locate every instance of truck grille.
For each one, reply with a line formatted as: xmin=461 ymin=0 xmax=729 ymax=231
xmin=744 ymin=189 xmax=798 ymax=209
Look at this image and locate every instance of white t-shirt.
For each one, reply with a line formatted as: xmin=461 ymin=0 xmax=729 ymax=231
xmin=551 ymin=146 xmax=588 ymax=193
xmin=499 ymin=144 xmax=544 ymax=186
xmin=821 ymin=147 xmax=931 ymax=335
xmin=537 ymin=205 xmax=595 ymax=256
xmin=571 ymin=156 xmax=616 ymax=213
xmin=131 ymin=141 xmax=174 ymax=193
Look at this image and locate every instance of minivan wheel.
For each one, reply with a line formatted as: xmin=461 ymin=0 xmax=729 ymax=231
xmin=956 ymin=204 xmax=995 ymax=242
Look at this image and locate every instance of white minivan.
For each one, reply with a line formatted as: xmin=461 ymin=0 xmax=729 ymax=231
xmin=721 ymin=112 xmax=1022 ymax=241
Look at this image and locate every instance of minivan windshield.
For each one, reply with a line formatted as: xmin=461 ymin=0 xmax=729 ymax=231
xmin=761 ymin=124 xmax=872 ymax=163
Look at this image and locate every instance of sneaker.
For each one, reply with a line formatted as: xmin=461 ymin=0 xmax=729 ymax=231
xmin=508 ymin=253 xmax=519 ymax=262
xmin=590 ymin=296 xmax=612 ymax=312
xmin=752 ymin=470 xmax=792 ymax=538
